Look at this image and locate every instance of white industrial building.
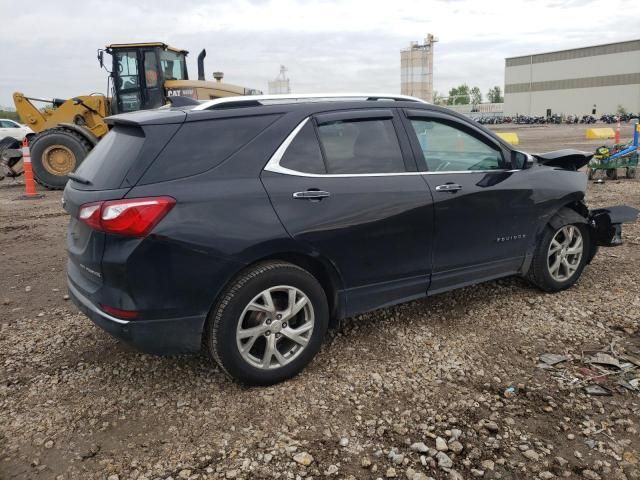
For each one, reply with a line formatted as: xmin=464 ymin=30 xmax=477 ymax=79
xmin=504 ymin=39 xmax=640 ymax=116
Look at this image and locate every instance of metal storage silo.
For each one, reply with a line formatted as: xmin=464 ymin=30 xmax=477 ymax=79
xmin=401 ymin=34 xmax=437 ymax=102
xmin=268 ymin=65 xmax=291 ymax=94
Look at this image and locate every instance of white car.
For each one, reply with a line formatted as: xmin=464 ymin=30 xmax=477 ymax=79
xmin=0 ymin=118 xmax=34 ymax=142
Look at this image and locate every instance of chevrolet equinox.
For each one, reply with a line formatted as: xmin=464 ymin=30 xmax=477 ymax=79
xmin=63 ymin=94 xmax=638 ymax=385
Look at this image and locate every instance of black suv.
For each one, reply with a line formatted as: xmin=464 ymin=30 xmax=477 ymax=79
xmin=63 ymin=94 xmax=637 ymax=385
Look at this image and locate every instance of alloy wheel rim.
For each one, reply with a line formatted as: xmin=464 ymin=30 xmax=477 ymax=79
xmin=547 ymin=225 xmax=583 ymax=282
xmin=236 ymin=285 xmax=314 ymax=370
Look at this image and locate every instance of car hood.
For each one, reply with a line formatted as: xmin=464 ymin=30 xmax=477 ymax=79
xmin=533 ymin=149 xmax=593 ymax=170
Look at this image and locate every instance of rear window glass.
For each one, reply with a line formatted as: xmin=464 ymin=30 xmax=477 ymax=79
xmin=74 ymin=125 xmax=145 ymax=190
xmin=280 ymin=122 xmax=326 ymax=174
xmin=141 ymin=114 xmax=279 ymax=184
xmin=316 ymin=119 xmax=405 ymax=174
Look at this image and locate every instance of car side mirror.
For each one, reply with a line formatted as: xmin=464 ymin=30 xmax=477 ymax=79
xmin=512 ymin=151 xmax=535 ymax=169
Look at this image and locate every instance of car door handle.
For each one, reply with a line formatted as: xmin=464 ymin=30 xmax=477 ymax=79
xmin=435 ymin=183 xmax=462 ymax=192
xmin=292 ymin=190 xmax=330 ymax=200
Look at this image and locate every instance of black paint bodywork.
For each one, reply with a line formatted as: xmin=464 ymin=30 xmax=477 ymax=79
xmin=63 ymin=100 xmax=638 ymax=354
xmin=534 ymin=149 xmax=593 ymax=170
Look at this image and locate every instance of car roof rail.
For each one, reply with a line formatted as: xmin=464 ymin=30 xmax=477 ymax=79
xmin=193 ymin=93 xmax=429 ymax=111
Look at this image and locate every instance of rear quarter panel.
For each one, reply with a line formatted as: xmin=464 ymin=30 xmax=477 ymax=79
xmin=120 ymin=112 xmax=313 ymax=319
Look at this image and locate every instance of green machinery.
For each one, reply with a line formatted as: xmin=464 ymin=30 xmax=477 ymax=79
xmin=588 ymin=123 xmax=639 ymax=180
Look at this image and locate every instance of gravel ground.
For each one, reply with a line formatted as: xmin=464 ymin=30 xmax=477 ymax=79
xmin=1 ymin=124 xmax=639 ymax=480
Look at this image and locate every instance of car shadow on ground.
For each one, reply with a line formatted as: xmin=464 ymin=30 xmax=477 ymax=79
xmin=75 ymin=275 xmax=537 ymax=390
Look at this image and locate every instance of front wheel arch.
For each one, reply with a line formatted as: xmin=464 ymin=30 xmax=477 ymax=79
xmin=526 ymin=221 xmax=591 ymax=292
xmin=521 ymin=203 xmax=594 ymax=276
xmin=548 ymin=206 xmax=597 ymax=263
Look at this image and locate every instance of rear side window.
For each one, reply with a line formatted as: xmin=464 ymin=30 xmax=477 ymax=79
xmin=75 ymin=125 xmax=145 ymax=189
xmin=141 ymin=114 xmax=279 ymax=184
xmin=280 ymin=122 xmax=326 ymax=174
xmin=316 ymin=119 xmax=405 ymax=174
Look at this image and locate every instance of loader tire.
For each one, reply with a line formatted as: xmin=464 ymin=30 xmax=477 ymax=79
xmin=30 ymin=128 xmax=93 ymax=190
xmin=0 ymin=137 xmax=22 ymax=179
xmin=0 ymin=136 xmax=20 ymax=156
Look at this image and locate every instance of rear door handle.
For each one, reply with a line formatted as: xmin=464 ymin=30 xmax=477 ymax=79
xmin=435 ymin=183 xmax=462 ymax=193
xmin=292 ymin=190 xmax=331 ymax=200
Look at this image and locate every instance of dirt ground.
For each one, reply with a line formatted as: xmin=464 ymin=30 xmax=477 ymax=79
xmin=1 ymin=123 xmax=639 ymax=480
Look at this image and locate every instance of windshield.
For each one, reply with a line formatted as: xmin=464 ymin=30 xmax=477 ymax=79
xmin=160 ymin=50 xmax=187 ymax=81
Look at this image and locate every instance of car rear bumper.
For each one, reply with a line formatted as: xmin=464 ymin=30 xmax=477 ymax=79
xmin=68 ymin=279 xmax=205 ymax=355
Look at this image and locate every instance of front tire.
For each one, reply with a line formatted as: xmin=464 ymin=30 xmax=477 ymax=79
xmin=205 ymin=262 xmax=329 ymax=385
xmin=527 ymin=223 xmax=589 ymax=292
xmin=30 ymin=128 xmax=92 ymax=189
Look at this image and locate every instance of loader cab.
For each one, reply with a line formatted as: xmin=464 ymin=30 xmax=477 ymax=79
xmin=105 ymin=43 xmax=189 ymax=114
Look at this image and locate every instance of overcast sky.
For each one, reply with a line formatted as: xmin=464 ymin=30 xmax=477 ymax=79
xmin=0 ymin=0 xmax=638 ymax=108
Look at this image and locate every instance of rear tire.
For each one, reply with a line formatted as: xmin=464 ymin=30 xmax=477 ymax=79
xmin=605 ymin=168 xmax=618 ymax=180
xmin=527 ymin=222 xmax=590 ymax=292
xmin=0 ymin=137 xmax=22 ymax=178
xmin=205 ymin=261 xmax=329 ymax=385
xmin=30 ymin=128 xmax=93 ymax=190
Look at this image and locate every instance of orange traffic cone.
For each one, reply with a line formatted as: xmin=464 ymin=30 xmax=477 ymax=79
xmin=16 ymin=137 xmax=44 ymax=200
xmin=615 ymin=120 xmax=621 ymax=145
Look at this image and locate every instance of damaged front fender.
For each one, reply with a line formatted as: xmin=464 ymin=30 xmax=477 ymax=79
xmin=534 ymin=149 xmax=593 ymax=171
xmin=589 ymin=205 xmax=639 ymax=246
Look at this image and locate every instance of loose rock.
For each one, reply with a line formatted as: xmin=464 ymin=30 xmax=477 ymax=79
xmin=436 ymin=437 xmax=448 ymax=451
xmin=293 ymin=452 xmax=314 ymax=466
xmin=436 ymin=451 xmax=453 ymax=469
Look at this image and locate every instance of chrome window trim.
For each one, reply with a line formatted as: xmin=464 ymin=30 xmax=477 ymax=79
xmin=263 ymin=117 xmax=520 ymax=178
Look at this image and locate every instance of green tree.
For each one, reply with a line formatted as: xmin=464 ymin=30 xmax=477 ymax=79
xmin=487 ymin=86 xmax=504 ymax=103
xmin=0 ymin=109 xmax=21 ymax=122
xmin=447 ymin=84 xmax=470 ymax=105
xmin=470 ymin=86 xmax=482 ymax=105
xmin=432 ymin=90 xmax=446 ymax=105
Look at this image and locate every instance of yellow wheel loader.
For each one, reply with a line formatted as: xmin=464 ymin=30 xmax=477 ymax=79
xmin=2 ymin=42 xmax=261 ymax=189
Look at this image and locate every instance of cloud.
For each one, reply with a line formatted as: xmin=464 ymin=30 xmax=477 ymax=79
xmin=0 ymin=0 xmax=637 ymax=108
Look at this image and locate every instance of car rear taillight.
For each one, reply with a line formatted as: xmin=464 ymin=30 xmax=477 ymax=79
xmin=78 ymin=196 xmax=176 ymax=237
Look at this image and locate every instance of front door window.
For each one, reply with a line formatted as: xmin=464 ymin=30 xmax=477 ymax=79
xmin=115 ymin=51 xmax=141 ymax=112
xmin=409 ymin=119 xmax=503 ymax=172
